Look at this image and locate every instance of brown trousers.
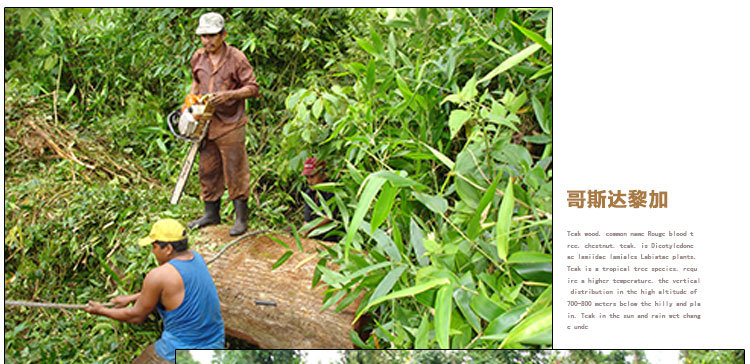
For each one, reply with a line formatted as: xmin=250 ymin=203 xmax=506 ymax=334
xmin=198 ymin=126 xmax=250 ymax=202
xmin=131 ymin=342 xmax=170 ymax=364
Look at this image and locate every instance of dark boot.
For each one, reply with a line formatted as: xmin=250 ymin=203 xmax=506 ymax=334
xmin=229 ymin=199 xmax=249 ymax=236
xmin=188 ymin=200 xmax=221 ymax=230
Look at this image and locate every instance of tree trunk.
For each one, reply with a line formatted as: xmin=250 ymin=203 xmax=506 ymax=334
xmin=194 ymin=226 xmax=362 ymax=348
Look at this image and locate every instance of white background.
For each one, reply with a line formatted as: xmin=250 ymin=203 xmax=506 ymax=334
xmin=554 ymin=0 xmax=750 ymax=350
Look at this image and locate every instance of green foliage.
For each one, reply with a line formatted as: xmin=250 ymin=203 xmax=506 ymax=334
xmin=4 ymin=7 xmax=551 ymax=359
xmin=176 ymin=350 xmax=201 ymax=364
xmin=212 ymin=350 xmax=302 ymax=364
xmin=337 ymin=350 xmax=549 ymax=364
xmin=680 ymin=350 xmax=745 ymax=364
xmin=284 ymin=8 xmax=552 ymax=349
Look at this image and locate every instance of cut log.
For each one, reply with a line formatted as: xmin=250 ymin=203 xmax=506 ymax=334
xmin=193 ymin=225 xmax=360 ymax=349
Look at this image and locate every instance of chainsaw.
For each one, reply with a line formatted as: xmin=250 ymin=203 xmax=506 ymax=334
xmin=166 ymin=94 xmax=214 ymax=205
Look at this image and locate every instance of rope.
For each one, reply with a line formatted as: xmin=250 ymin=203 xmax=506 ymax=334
xmin=5 ymin=300 xmax=114 ymax=310
xmin=205 ymin=229 xmax=268 ymax=266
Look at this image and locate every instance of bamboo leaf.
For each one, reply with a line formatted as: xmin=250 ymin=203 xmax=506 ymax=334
xmin=500 ymin=306 xmax=552 ymax=347
xmin=434 ymin=285 xmax=453 ymax=349
xmin=355 ymin=37 xmax=378 ymax=57
xmin=412 ymin=191 xmax=448 ymax=215
xmin=421 ymin=142 xmax=455 ymax=170
xmin=507 ymin=251 xmax=551 ymax=264
xmin=271 ymin=250 xmax=293 ymax=270
xmin=484 ymin=304 xmax=531 ymax=338
xmin=467 ymin=170 xmax=502 ymax=240
xmin=470 ymin=291 xmax=504 ymax=322
xmin=410 ymin=218 xmax=429 ymax=266
xmin=360 ymin=221 xmax=402 ymax=263
xmin=371 ymin=182 xmax=397 ymax=233
xmin=530 ymin=64 xmax=552 ymax=80
xmin=268 ymin=234 xmax=290 ymax=250
xmin=415 ymin=313 xmax=431 ymax=349
xmin=345 ymin=175 xmax=386 ymax=262
xmin=496 ymin=178 xmax=515 ymax=261
xmin=510 ymin=20 xmax=552 ymax=55
xmin=479 ymin=43 xmax=541 ymax=84
xmin=352 ymin=278 xmax=450 ymax=324
xmin=367 ymin=265 xmax=406 ymax=305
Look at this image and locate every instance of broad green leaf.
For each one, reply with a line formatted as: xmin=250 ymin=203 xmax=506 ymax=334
xmin=434 ymin=285 xmax=453 ymax=349
xmin=285 ymin=88 xmax=306 ymax=110
xmin=336 ymin=286 xmax=364 ymax=313
xmin=355 ymin=37 xmax=378 ymax=57
xmin=484 ymin=304 xmax=531 ymax=338
xmin=496 ymin=179 xmax=515 ymax=261
xmin=507 ymin=251 xmax=551 ymax=264
xmin=421 ymin=142 xmax=455 ymax=170
xmin=338 ymin=261 xmax=391 ymax=286
xmin=359 ymin=221 xmax=402 ymax=263
xmin=318 ymin=265 xmax=346 ymax=288
xmin=500 ymin=306 xmax=551 ymax=347
xmin=370 ymin=26 xmax=384 ymax=55
xmin=367 ymin=265 xmax=406 ymax=305
xmin=454 ymin=274 xmax=481 ymax=333
xmin=352 ymin=278 xmax=450 ymax=324
xmin=344 ymin=175 xmax=386 ymax=262
xmin=410 ymin=218 xmax=429 ymax=266
xmin=415 ymin=313 xmax=431 ymax=349
xmin=371 ymin=182 xmax=398 ymax=233
xmin=449 ymin=109 xmax=472 ymax=139
xmin=459 ymin=76 xmax=478 ymax=102
xmin=528 ymin=285 xmax=552 ymax=315
xmin=513 ymin=262 xmax=552 ymax=283
xmin=470 ymin=291 xmax=504 ymax=322
xmin=531 ymin=95 xmax=549 ymax=134
xmin=510 ymin=20 xmax=552 ymax=55
xmin=440 ymin=94 xmax=462 ymax=105
xmin=479 ymin=43 xmax=541 ymax=84
xmin=268 ymin=234 xmax=290 ymax=250
xmin=530 ymin=64 xmax=552 ymax=80
xmin=523 ymin=134 xmax=551 ymax=144
xmin=272 ymin=250 xmax=293 ymax=270
xmin=467 ymin=170 xmax=502 ymax=240
xmin=321 ymin=289 xmax=347 ymax=311
xmin=412 ymin=191 xmax=448 ymax=214
xmin=312 ymin=98 xmax=323 ymax=119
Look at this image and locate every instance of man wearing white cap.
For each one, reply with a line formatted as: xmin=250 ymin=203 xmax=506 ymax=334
xmin=85 ymin=219 xmax=224 ymax=363
xmin=186 ymin=12 xmax=260 ymax=236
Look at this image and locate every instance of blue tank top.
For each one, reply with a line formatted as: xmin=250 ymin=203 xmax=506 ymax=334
xmin=154 ymin=250 xmax=224 ymax=362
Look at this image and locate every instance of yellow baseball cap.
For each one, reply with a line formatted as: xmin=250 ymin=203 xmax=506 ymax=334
xmin=137 ymin=218 xmax=187 ymax=246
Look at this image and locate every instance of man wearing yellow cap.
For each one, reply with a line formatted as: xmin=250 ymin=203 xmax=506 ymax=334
xmin=85 ymin=219 xmax=224 ymax=363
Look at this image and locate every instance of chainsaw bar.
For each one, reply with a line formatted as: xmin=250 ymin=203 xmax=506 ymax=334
xmin=170 ymin=119 xmax=211 ymax=205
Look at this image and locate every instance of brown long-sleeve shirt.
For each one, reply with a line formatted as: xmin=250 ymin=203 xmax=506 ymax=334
xmin=190 ymin=42 xmax=260 ymax=140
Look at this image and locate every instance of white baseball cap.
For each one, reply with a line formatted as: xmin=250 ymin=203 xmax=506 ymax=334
xmin=196 ymin=12 xmax=225 ymax=35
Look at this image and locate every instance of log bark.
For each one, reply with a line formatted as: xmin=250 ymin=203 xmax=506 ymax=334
xmin=193 ymin=225 xmax=360 ymax=349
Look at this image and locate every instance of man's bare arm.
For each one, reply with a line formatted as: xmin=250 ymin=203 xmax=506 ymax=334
xmin=86 ymin=269 xmax=162 ymax=324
